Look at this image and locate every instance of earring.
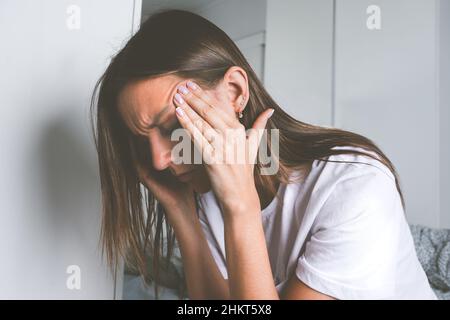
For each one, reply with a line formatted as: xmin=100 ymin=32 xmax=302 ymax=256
xmin=238 ymin=95 xmax=245 ymax=119
xmin=240 ymin=95 xmax=246 ymax=106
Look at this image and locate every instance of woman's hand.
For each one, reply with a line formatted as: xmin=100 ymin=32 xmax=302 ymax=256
xmin=173 ymin=81 xmax=274 ymax=218
xmin=130 ymin=142 xmax=197 ymax=225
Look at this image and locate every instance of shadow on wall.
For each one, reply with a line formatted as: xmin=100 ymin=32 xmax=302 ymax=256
xmin=33 ymin=107 xmax=108 ymax=296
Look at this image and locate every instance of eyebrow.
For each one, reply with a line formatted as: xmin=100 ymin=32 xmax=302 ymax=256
xmin=138 ymin=104 xmax=172 ymax=130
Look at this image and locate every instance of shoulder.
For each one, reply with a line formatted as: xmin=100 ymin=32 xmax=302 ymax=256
xmin=294 ymin=148 xmax=416 ymax=299
xmin=312 ymin=145 xmax=396 ymax=184
xmin=309 ymin=145 xmax=398 ymax=194
xmin=302 ymin=146 xmax=403 ymax=227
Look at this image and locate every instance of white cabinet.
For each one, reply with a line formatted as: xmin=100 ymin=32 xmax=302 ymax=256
xmin=334 ymin=0 xmax=448 ymax=228
xmin=265 ymin=0 xmax=450 ymax=228
xmin=0 ymin=0 xmax=141 ymax=299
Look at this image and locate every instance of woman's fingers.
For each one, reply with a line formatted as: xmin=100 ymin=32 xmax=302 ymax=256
xmin=176 ymin=81 xmax=234 ymax=131
xmin=172 ymin=81 xmax=275 ymax=167
xmin=248 ymin=108 xmax=274 ymax=140
xmin=173 ymin=104 xmax=214 ymax=163
xmin=247 ymin=108 xmax=275 ymax=163
xmin=173 ymin=91 xmax=218 ymax=142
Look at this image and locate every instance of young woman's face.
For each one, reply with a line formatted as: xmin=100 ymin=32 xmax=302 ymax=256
xmin=117 ymin=74 xmax=231 ymax=192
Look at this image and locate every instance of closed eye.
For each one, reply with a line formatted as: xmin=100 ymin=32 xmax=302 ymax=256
xmin=159 ymin=118 xmax=181 ymax=136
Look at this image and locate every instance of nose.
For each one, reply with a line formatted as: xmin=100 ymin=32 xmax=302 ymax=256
xmin=148 ymin=132 xmax=172 ymax=171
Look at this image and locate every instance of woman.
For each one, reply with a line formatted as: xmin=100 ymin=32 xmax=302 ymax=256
xmin=90 ymin=9 xmax=436 ymax=300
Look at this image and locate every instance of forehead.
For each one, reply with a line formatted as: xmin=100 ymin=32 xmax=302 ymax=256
xmin=117 ymin=74 xmax=181 ymax=120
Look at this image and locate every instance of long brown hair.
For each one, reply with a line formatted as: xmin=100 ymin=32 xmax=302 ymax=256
xmin=90 ymin=9 xmax=405 ymax=299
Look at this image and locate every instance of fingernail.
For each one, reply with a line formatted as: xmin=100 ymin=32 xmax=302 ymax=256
xmin=174 ymin=93 xmax=184 ymax=104
xmin=175 ymin=107 xmax=185 ymax=117
xmin=178 ymin=85 xmax=189 ymax=95
xmin=186 ymin=81 xmax=198 ymax=90
xmin=268 ymin=109 xmax=275 ymax=118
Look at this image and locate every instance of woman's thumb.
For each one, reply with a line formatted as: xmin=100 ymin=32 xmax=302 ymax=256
xmin=251 ymin=108 xmax=274 ymax=131
xmin=248 ymin=108 xmax=274 ymax=143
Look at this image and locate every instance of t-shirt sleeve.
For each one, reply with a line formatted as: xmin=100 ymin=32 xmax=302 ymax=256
xmin=295 ymin=165 xmax=405 ymax=299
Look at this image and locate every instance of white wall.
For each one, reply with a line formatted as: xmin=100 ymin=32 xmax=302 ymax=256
xmin=334 ymin=0 xmax=440 ymax=228
xmin=439 ymin=0 xmax=450 ymax=228
xmin=265 ymin=0 xmax=334 ymax=126
xmin=0 ymin=0 xmax=140 ymax=299
xmin=265 ymin=0 xmax=449 ymax=228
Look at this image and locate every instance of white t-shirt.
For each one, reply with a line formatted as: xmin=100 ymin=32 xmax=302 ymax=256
xmin=196 ymin=146 xmax=437 ymax=300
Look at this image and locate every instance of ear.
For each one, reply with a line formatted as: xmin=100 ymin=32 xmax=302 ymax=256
xmin=222 ymin=66 xmax=249 ymax=114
